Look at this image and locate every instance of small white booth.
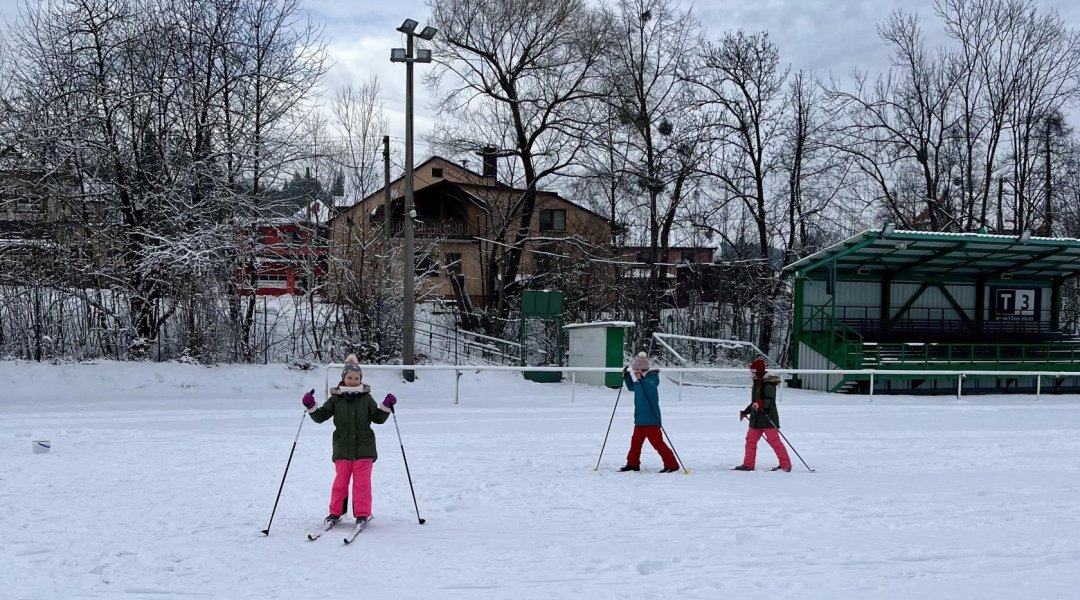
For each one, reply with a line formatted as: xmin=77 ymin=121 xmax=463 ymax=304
xmin=563 ymin=321 xmax=635 ymax=387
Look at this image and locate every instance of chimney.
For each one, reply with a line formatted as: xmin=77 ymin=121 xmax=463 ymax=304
xmin=480 ymin=146 xmax=497 ymax=182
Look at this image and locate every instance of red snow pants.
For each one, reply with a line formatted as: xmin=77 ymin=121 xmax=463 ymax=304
xmin=626 ymin=425 xmax=679 ymax=470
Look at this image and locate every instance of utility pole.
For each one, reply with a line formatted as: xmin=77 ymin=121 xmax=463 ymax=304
xmin=383 ymin=135 xmax=391 ymax=248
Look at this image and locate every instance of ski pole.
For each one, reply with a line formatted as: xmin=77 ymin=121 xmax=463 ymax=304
xmin=261 ymin=394 xmax=311 ymax=536
xmin=640 ymin=377 xmax=689 ymax=474
xmin=390 ymin=405 xmax=426 ymax=525
xmin=593 ymin=378 xmax=624 ymax=471
xmin=764 ymin=413 xmax=815 ymax=472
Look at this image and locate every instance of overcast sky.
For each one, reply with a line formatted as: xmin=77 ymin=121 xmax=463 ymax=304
xmin=3 ymin=0 xmax=1079 ymax=159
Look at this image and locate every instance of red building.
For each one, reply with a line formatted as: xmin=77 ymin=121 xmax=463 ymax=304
xmin=238 ymin=206 xmax=330 ymax=296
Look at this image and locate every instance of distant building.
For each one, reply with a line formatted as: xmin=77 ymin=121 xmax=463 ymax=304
xmin=328 ymin=155 xmax=612 ymax=308
xmin=0 ymin=146 xmax=91 ymax=284
xmin=236 ymin=199 xmax=330 ymax=297
xmin=617 ymin=245 xmax=717 ymax=308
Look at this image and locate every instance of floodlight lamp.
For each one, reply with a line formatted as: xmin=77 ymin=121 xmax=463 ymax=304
xmin=1002 ymin=272 xmax=1014 ymax=280
xmin=415 ymin=48 xmax=433 ymax=63
xmin=1019 ymin=231 xmax=1032 ymax=243
xmin=895 ymin=241 xmax=908 ymax=250
xmin=398 ymin=19 xmax=418 ymax=34
xmin=857 ymin=266 xmax=871 ymax=275
xmin=419 ymin=26 xmax=438 ymax=40
xmin=391 ymin=48 xmax=407 ymax=62
xmin=882 ymin=222 xmax=896 ymax=237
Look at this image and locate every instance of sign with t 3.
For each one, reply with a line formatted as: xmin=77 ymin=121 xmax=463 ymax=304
xmin=990 ymin=287 xmax=1041 ymax=321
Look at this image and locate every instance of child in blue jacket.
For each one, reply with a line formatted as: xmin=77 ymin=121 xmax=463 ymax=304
xmin=619 ymin=352 xmax=680 ymax=473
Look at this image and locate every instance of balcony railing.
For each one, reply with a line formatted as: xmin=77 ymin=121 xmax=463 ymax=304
xmin=390 ymin=218 xmax=469 ymax=239
xmin=800 ymin=305 xmax=1060 ymax=342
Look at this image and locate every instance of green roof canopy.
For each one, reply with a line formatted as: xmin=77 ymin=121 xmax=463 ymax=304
xmin=784 ymin=229 xmax=1080 ymax=282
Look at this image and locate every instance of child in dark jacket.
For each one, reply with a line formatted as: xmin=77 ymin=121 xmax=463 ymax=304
xmin=733 ymin=358 xmax=791 ymax=472
xmin=302 ymin=354 xmax=397 ymax=527
xmin=619 ymin=352 xmax=680 ymax=473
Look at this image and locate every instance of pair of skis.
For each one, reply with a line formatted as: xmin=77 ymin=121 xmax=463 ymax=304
xmin=307 ymin=516 xmax=373 ymax=544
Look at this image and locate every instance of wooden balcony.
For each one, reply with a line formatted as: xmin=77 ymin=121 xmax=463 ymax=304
xmin=390 ymin=218 xmax=469 ymax=239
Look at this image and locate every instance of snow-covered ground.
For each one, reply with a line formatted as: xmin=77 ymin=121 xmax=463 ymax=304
xmin=2 ymin=361 xmax=1079 ymax=599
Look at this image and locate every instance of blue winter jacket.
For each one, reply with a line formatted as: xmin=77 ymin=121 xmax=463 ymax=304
xmin=624 ymin=370 xmax=662 ymax=426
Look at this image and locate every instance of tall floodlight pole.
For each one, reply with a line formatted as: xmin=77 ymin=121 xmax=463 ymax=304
xmin=392 ymin=19 xmax=437 ymax=382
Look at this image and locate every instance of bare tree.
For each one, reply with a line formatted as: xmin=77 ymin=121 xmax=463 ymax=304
xmin=8 ymin=0 xmax=326 ymax=360
xmin=594 ymin=0 xmax=704 ymax=342
xmin=231 ymin=0 xmax=327 ymax=361
xmin=320 ymin=78 xmax=406 ymax=361
xmin=936 ymin=0 xmax=1080 ymax=233
xmin=427 ymin=0 xmax=604 ymax=331
xmin=694 ymin=31 xmax=787 ymax=258
xmin=828 ymin=10 xmax=960 ymax=230
xmin=684 ymin=30 xmax=788 ymax=352
xmin=780 ymin=71 xmax=845 ymax=257
xmin=331 ymin=77 xmax=389 ymax=203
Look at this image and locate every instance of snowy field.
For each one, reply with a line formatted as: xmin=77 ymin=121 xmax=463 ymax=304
xmin=2 ymin=361 xmax=1079 ymax=600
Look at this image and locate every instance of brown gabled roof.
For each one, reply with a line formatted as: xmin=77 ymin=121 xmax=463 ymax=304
xmin=330 ymin=155 xmax=611 ymax=227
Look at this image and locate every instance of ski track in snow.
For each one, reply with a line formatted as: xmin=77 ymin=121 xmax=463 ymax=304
xmin=1 ymin=361 xmax=1079 ymax=599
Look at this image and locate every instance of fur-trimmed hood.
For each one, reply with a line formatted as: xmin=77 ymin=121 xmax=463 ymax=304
xmin=330 ymin=384 xmax=371 ymax=395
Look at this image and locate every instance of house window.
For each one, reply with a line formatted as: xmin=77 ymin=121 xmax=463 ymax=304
xmin=431 ymin=167 xmax=443 ymax=178
xmin=539 ymin=209 xmax=565 ymax=232
xmin=14 ymin=199 xmax=44 ymax=214
xmin=444 ymin=252 xmax=462 ymax=275
xmin=256 ymin=274 xmax=288 ymax=289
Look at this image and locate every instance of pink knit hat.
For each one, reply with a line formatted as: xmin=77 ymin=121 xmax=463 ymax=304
xmin=630 ymin=352 xmax=650 ymax=371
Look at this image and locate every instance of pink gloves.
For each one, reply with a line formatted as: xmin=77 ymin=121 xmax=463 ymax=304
xmin=302 ymin=389 xmax=316 ymax=411
xmin=383 ymin=393 xmax=398 ymax=409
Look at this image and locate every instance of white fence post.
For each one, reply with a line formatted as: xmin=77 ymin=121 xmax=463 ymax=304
xmin=454 ymin=369 xmax=460 ymax=405
xmin=1036 ymin=375 xmax=1041 ymax=401
xmin=571 ymin=371 xmax=576 ymax=403
xmin=869 ymin=372 xmax=875 ymax=401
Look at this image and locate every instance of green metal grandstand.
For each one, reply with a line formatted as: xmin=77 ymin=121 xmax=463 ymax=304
xmin=784 ymin=227 xmax=1080 ymax=394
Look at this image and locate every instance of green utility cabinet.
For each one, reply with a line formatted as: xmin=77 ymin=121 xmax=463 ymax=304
xmin=520 ymin=290 xmax=564 ymax=383
xmin=564 ymin=321 xmax=635 ymax=388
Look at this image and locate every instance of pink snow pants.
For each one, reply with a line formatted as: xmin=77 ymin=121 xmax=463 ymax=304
xmin=329 ymin=459 xmax=374 ymax=518
xmin=742 ymin=428 xmax=791 ymax=470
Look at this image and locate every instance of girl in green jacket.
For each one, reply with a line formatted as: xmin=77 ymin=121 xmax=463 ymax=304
xmin=302 ymin=354 xmax=397 ymax=528
xmin=733 ymin=358 xmax=791 ymax=472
